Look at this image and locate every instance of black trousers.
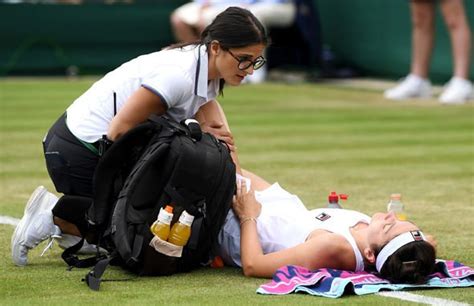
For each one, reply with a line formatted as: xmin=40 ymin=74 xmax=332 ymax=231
xmin=43 ymin=114 xmax=99 ymax=197
xmin=43 ymin=114 xmax=99 ymax=235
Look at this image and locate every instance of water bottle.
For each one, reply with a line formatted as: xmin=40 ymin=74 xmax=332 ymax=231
xmin=327 ymin=191 xmax=341 ymax=208
xmin=168 ymin=211 xmax=195 ymax=246
xmin=150 ymin=205 xmax=174 ymax=240
xmin=327 ymin=191 xmax=348 ymax=209
xmin=387 ymin=193 xmax=407 ymax=221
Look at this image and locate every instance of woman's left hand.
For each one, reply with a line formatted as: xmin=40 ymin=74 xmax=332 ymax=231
xmin=232 ymin=180 xmax=261 ymax=220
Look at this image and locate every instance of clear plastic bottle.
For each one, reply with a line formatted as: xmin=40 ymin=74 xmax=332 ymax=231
xmin=150 ymin=205 xmax=174 ymax=240
xmin=387 ymin=193 xmax=407 ymax=221
xmin=168 ymin=211 xmax=195 ymax=246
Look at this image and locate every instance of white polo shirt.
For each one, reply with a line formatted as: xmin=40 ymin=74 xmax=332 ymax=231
xmin=66 ymin=44 xmax=219 ymax=143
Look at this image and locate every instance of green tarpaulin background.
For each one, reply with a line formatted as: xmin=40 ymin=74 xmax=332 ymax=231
xmin=1 ymin=0 xmax=473 ymax=82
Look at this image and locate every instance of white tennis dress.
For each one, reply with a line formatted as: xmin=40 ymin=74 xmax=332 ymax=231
xmin=217 ymin=183 xmax=371 ymax=271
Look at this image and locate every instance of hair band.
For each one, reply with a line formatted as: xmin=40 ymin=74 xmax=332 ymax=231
xmin=375 ymin=230 xmax=426 ymax=272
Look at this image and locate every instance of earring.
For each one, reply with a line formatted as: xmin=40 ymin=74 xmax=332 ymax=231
xmin=211 ymin=40 xmax=220 ymax=55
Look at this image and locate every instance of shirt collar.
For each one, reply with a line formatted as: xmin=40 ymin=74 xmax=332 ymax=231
xmin=194 ymin=44 xmax=212 ymax=99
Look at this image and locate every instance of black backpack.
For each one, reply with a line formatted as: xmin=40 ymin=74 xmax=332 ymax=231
xmin=62 ymin=115 xmax=236 ymax=290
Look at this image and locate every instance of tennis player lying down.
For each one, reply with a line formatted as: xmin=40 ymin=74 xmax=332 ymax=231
xmin=217 ymin=170 xmax=437 ymax=284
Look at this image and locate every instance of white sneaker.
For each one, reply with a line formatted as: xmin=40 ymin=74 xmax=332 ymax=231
xmin=11 ymin=186 xmax=61 ymax=266
xmin=384 ymin=74 xmax=432 ymax=100
xmin=439 ymin=77 xmax=473 ymax=104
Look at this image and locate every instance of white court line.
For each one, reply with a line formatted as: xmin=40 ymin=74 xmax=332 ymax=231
xmin=378 ymin=291 xmax=471 ymax=306
xmin=0 ymin=215 xmax=20 ymax=226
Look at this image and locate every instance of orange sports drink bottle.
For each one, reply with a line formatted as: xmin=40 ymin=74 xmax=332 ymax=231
xmin=387 ymin=193 xmax=407 ymax=221
xmin=150 ymin=205 xmax=174 ymax=240
xmin=168 ymin=210 xmax=195 ymax=246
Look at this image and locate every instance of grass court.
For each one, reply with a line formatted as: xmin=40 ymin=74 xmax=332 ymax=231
xmin=0 ymin=78 xmax=473 ymax=304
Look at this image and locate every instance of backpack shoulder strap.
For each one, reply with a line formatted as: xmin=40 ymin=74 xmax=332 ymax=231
xmin=83 ymin=253 xmax=115 ymax=291
xmin=61 ymin=238 xmax=107 ymax=269
xmin=148 ymin=114 xmax=203 ymax=141
xmin=90 ymin=121 xmax=159 ymax=227
xmin=110 ymin=140 xmax=173 ymax=269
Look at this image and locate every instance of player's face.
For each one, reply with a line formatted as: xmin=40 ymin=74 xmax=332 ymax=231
xmin=213 ymin=43 xmax=265 ymax=86
xmin=367 ymin=211 xmax=419 ymax=248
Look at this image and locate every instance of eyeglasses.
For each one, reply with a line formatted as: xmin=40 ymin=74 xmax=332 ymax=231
xmin=227 ymin=49 xmax=266 ymax=71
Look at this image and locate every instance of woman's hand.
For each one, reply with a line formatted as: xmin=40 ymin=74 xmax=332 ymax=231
xmin=232 ymin=180 xmax=261 ymax=220
xmin=201 ymin=121 xmax=235 ymax=152
xmin=195 ymin=101 xmax=235 ymax=152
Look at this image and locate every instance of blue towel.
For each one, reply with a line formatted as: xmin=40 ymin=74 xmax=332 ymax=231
xmin=257 ymin=260 xmax=474 ymax=298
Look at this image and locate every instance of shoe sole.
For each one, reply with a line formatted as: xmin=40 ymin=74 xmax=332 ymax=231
xmin=440 ymin=101 xmax=466 ymax=105
xmin=439 ymin=94 xmax=472 ymax=104
xmin=384 ymin=92 xmax=432 ymax=100
xmin=11 ymin=186 xmax=48 ymax=266
xmin=439 ymin=95 xmax=470 ymax=104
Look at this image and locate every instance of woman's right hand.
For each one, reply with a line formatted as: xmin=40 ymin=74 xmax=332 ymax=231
xmin=201 ymin=120 xmax=235 ymax=152
xmin=232 ymin=180 xmax=261 ymax=220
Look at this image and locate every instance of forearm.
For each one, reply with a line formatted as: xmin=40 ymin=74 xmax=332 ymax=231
xmin=239 ymin=220 xmax=315 ymax=278
xmin=239 ymin=218 xmax=268 ymax=277
xmin=233 ymin=181 xmax=277 ymax=277
xmin=195 ymin=100 xmax=242 ymax=173
xmin=108 ymin=119 xmax=135 ymax=141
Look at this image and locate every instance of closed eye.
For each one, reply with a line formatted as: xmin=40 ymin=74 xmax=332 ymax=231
xmin=383 ymin=223 xmax=394 ymax=233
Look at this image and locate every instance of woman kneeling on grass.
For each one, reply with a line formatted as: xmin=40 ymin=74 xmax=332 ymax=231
xmin=11 ymin=6 xmax=268 ymax=266
xmin=217 ymin=170 xmax=437 ymax=284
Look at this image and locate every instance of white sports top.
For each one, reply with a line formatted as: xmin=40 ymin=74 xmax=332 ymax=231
xmin=66 ymin=45 xmax=219 ymax=143
xmin=217 ymin=183 xmax=371 ymax=271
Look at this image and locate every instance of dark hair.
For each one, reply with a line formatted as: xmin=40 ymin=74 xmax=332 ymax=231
xmin=169 ymin=7 xmax=268 ymax=95
xmin=200 ymin=6 xmax=268 ymax=50
xmin=379 ymin=241 xmax=436 ymax=284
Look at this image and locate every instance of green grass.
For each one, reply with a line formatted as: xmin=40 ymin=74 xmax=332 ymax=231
xmin=0 ymin=78 xmax=473 ymax=305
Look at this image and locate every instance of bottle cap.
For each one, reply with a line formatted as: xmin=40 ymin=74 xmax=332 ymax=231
xmin=158 ymin=206 xmax=173 ymax=224
xmin=339 ymin=194 xmax=348 ymax=200
xmin=390 ymin=193 xmax=402 ymax=200
xmin=179 ymin=210 xmax=195 ymax=226
xmin=328 ymin=191 xmax=339 ymax=203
